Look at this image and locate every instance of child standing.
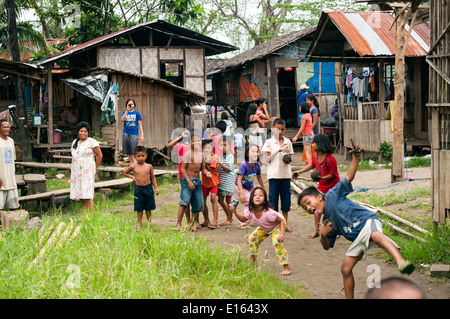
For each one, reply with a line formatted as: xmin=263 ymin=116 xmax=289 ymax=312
xmin=217 ymin=139 xmax=235 ymax=226
xmin=292 ymin=133 xmax=340 ymax=238
xmin=201 ymin=139 xmax=220 ymax=229
xmin=176 ymin=131 xmax=205 ymax=231
xmin=235 ymin=144 xmax=265 ymax=228
xmin=292 ymin=102 xmax=313 ymax=164
xmin=229 ymin=187 xmax=291 ymax=276
xmin=123 ymin=146 xmax=160 ymax=226
xmin=168 ymin=129 xmax=192 ymax=225
xmin=298 ymin=141 xmax=415 ymax=299
xmin=261 ymin=118 xmax=295 ymax=232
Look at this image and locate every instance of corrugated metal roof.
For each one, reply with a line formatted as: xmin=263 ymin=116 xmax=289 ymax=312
xmin=38 ymin=19 xmax=238 ymax=66
xmin=326 ymin=11 xmax=429 ymax=57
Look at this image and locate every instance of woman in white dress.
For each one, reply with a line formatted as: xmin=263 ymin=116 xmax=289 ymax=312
xmin=70 ymin=121 xmax=103 ymax=212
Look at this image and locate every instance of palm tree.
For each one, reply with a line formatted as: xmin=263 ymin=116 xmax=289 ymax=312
xmin=0 ymin=0 xmax=54 ymax=62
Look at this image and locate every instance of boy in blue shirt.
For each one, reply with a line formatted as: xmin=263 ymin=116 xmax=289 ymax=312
xmin=298 ymin=141 xmax=415 ymax=299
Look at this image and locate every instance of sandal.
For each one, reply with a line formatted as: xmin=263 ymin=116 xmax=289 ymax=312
xmin=399 ymin=261 xmax=415 ymax=275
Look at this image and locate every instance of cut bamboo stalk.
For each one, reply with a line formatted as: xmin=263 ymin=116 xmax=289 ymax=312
xmin=355 ymin=201 xmax=429 ymax=235
xmin=29 ymin=222 xmax=65 ymax=269
xmin=379 ymin=219 xmax=426 ymax=243
xmin=291 ymin=182 xmax=303 ymax=195
xmin=57 ymin=219 xmax=74 ymax=248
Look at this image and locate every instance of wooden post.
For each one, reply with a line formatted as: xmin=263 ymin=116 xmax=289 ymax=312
xmin=47 ymin=64 xmax=53 ymax=145
xmin=391 ymin=9 xmax=407 ymax=182
xmin=378 ymin=59 xmax=385 ymax=118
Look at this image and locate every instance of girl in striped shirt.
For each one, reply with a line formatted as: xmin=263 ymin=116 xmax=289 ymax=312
xmin=218 ymin=138 xmax=235 ymax=225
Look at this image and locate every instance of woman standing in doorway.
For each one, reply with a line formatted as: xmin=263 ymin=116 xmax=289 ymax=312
xmin=70 ymin=121 xmax=103 ymax=213
xmin=121 ymin=98 xmax=144 ymax=165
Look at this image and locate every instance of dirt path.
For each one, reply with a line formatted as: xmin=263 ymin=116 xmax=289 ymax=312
xmin=139 ymin=156 xmax=448 ymax=299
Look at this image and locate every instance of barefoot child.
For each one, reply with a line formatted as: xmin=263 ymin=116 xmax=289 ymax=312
xmin=229 ymin=187 xmax=291 ymax=276
xmin=201 ymin=139 xmax=220 ymax=229
xmin=292 ymin=133 xmax=340 ymax=238
xmin=235 ymin=144 xmax=265 ymax=228
xmin=217 ymin=138 xmax=235 ymax=226
xmin=297 ymin=141 xmax=415 ymax=299
xmin=176 ymin=131 xmax=205 ymax=230
xmin=292 ymin=102 xmax=313 ymax=164
xmin=123 ymin=146 xmax=160 ymax=226
xmin=261 ymin=118 xmax=295 ymax=232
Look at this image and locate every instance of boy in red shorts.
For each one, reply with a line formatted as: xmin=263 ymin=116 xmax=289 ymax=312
xmin=201 ymin=139 xmax=220 ymax=229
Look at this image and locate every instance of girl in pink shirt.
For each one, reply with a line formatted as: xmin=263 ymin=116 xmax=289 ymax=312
xmin=292 ymin=102 xmax=314 ymax=164
xmin=229 ymin=187 xmax=291 ymax=276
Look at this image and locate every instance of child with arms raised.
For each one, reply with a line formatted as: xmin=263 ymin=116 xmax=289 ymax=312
xmin=229 ymin=187 xmax=291 ymax=276
xmin=292 ymin=133 xmax=340 ymax=238
xmin=297 ymin=140 xmax=415 ymax=299
xmin=123 ymin=146 xmax=159 ymax=226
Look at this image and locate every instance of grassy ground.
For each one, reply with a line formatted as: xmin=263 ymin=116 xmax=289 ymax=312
xmin=0 ymin=178 xmax=311 ymax=299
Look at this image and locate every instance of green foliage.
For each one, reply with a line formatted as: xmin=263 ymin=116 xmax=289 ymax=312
xmin=378 ymin=141 xmax=393 ymax=161
xmin=406 ymin=156 xmax=431 ymax=168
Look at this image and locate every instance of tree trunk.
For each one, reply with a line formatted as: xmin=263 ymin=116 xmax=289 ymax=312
xmin=6 ymin=0 xmax=32 ymax=161
xmin=391 ymin=8 xmax=406 ymax=182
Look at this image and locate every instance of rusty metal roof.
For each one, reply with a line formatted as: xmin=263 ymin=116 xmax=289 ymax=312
xmin=309 ymin=11 xmax=429 ymax=58
xmin=38 ymin=19 xmax=238 ymax=66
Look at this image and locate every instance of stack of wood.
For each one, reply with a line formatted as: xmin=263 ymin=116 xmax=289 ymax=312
xmin=116 ymin=147 xmax=130 ymax=167
xmin=28 ymin=217 xmax=81 ymax=269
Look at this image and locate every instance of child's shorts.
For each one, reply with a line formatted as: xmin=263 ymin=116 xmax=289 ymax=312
xmin=234 ymin=184 xmax=253 ymax=206
xmin=202 ymin=185 xmax=218 ymax=197
xmin=179 ymin=176 xmax=204 ymax=214
xmin=134 ymin=184 xmax=156 ymax=212
xmin=345 ymin=219 xmax=396 ymax=260
xmin=218 ymin=189 xmax=233 ymax=197
xmin=302 ymin=134 xmax=314 ymax=145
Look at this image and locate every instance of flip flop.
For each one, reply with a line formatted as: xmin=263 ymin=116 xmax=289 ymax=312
xmin=399 ymin=261 xmax=415 ymax=275
xmin=207 ymin=224 xmax=219 ymax=229
xmin=219 ymin=221 xmax=233 ymax=226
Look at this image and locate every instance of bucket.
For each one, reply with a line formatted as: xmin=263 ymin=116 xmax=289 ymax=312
xmin=53 ymin=129 xmax=62 ymax=144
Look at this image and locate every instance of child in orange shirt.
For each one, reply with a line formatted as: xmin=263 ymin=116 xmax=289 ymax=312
xmin=201 ymin=139 xmax=220 ymax=229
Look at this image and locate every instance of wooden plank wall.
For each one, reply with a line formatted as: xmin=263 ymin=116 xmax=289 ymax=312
xmin=112 ymin=74 xmax=175 ymax=151
xmin=343 ymin=120 xmax=394 ymax=152
xmin=428 ymin=0 xmax=450 ymax=224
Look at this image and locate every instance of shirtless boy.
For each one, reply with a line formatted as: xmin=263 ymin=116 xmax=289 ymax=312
xmin=176 ymin=131 xmax=211 ymax=230
xmin=123 ymin=146 xmax=160 ymax=226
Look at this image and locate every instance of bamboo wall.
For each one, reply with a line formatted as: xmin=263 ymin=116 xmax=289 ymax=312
xmin=428 ymin=0 xmax=450 ymax=224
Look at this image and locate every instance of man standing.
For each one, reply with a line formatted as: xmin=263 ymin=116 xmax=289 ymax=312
xmin=0 ymin=119 xmax=19 ymax=210
xmin=297 ymin=84 xmax=309 ymax=108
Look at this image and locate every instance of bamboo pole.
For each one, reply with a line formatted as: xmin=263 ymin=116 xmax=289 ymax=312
xmin=355 ymin=201 xmax=429 ymax=235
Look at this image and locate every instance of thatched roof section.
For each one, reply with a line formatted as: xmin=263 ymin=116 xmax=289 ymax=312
xmin=206 ymin=25 xmax=317 ymax=75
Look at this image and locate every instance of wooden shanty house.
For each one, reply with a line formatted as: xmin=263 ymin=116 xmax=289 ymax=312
xmin=206 ymin=26 xmax=338 ymax=133
xmin=0 ymin=59 xmax=44 ymax=158
xmin=427 ymin=0 xmax=449 ymax=225
xmin=306 ymin=10 xmax=430 ymax=157
xmin=36 ymin=20 xmax=237 ymax=162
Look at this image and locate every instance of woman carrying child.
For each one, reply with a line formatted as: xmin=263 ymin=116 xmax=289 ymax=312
xmin=229 ymin=187 xmax=291 ymax=276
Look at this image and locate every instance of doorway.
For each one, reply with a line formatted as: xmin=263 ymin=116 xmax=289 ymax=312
xmin=277 ymin=67 xmax=298 ymax=128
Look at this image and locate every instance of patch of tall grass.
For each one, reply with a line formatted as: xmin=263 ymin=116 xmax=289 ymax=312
xmin=0 ymin=210 xmax=310 ymax=299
